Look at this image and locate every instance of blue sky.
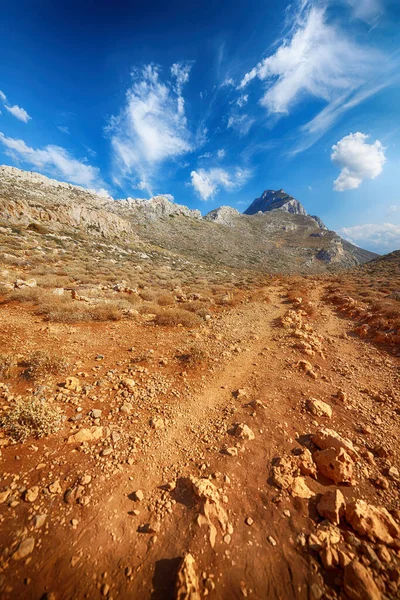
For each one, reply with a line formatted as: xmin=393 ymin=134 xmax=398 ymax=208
xmin=1 ymin=0 xmax=400 ymax=253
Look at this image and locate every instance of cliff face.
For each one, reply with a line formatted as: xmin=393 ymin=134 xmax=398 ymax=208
xmin=0 ymin=166 xmax=133 ymax=238
xmin=244 ymin=189 xmax=308 ymax=216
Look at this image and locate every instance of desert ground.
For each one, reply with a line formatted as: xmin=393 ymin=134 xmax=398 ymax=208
xmin=0 ymin=255 xmax=399 ymax=599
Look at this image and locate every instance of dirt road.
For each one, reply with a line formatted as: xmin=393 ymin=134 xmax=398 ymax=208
xmin=0 ymin=282 xmax=399 ymax=599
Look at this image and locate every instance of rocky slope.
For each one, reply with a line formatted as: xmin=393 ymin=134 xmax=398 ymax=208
xmin=0 ymin=166 xmax=376 ymax=273
xmin=244 ymin=188 xmax=327 ymax=230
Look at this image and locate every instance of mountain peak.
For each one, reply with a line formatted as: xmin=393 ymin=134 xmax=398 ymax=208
xmin=244 ymin=189 xmax=307 ymax=216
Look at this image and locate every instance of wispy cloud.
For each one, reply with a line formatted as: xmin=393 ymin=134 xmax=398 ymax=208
xmin=108 ymin=63 xmax=194 ymax=195
xmin=5 ymin=104 xmax=31 ymax=123
xmin=57 ymin=125 xmax=70 ymax=135
xmin=238 ymin=2 xmax=394 ymax=152
xmin=227 ymin=114 xmax=255 ymax=136
xmin=0 ymin=131 xmax=101 ymax=187
xmin=0 ymin=90 xmax=6 ymax=103
xmin=190 ymin=166 xmax=252 ymax=201
xmin=343 ymin=0 xmax=383 ymax=22
xmin=331 ymin=132 xmax=386 ymax=191
xmin=339 ymin=222 xmax=400 ymax=252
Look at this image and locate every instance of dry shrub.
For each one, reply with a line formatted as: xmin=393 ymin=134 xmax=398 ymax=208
xmin=1 ymin=397 xmax=63 ymax=442
xmin=0 ymin=354 xmax=17 ymax=378
xmin=157 ymin=294 xmax=175 ymax=306
xmin=139 ymin=289 xmax=156 ymax=301
xmin=22 ymin=351 xmax=68 ymax=381
xmin=177 ymin=344 xmax=208 ymax=366
xmin=154 ymin=308 xmax=201 ymax=327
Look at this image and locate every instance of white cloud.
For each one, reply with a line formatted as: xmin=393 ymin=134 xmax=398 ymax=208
xmin=236 ymin=94 xmax=248 ymax=108
xmin=0 ymin=90 xmax=6 ymax=102
xmin=387 ymin=205 xmax=400 ymax=214
xmin=198 ymin=152 xmax=212 ymax=159
xmin=238 ymin=2 xmax=388 ymax=148
xmin=331 ymin=132 xmax=386 ymax=191
xmin=339 ymin=223 xmax=400 ymax=252
xmin=190 ymin=167 xmax=252 ymax=201
xmin=5 ymin=104 xmax=31 ymax=123
xmin=217 ymin=148 xmax=226 ymax=159
xmin=109 ymin=64 xmax=193 ymax=195
xmin=0 ymin=131 xmax=101 ymax=187
xmin=57 ymin=125 xmax=70 ymax=134
xmin=239 ymin=6 xmax=380 ymax=117
xmin=343 ymin=0 xmax=382 ymax=21
xmin=227 ymin=114 xmax=255 ymax=136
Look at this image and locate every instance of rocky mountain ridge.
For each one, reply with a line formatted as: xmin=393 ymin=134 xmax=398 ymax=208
xmin=0 ymin=165 xmax=376 ymax=273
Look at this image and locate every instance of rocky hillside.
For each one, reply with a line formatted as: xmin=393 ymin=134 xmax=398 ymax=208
xmin=0 ymin=166 xmax=376 ymax=274
xmin=244 ymin=188 xmax=327 ymax=230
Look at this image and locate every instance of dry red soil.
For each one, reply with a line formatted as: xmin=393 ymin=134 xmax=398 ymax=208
xmin=0 ymin=281 xmax=399 ymax=599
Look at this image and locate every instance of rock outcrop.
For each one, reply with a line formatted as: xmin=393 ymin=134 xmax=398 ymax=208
xmin=244 ymin=189 xmax=308 ymax=216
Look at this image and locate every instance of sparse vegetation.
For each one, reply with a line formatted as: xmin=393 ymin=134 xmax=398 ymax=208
xmin=1 ymin=397 xmax=63 ymax=441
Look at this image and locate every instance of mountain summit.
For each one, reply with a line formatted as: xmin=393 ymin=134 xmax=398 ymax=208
xmin=244 ymin=189 xmax=306 ymax=216
xmin=243 ymin=189 xmax=326 ymax=229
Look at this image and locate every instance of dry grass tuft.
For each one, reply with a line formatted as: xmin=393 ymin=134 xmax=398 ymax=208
xmin=154 ymin=308 xmax=201 ymax=328
xmin=22 ymin=351 xmax=68 ymax=381
xmin=1 ymin=397 xmax=63 ymax=442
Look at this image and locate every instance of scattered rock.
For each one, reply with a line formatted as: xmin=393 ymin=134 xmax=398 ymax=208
xmin=291 ymin=477 xmax=314 ymax=499
xmin=48 ymin=480 xmax=62 ymax=494
xmin=33 ymin=514 xmax=47 ymax=529
xmin=121 ymin=378 xmax=136 ymax=393
xmin=67 ymin=426 xmax=103 ymax=444
xmin=175 ymin=553 xmax=201 ymax=600
xmin=90 ymin=408 xmax=102 ymax=419
xmin=311 ymin=428 xmax=358 ymax=459
xmin=306 ymin=398 xmax=332 ymax=419
xmin=12 ymin=537 xmax=35 ymax=560
xmin=24 ymin=486 xmax=39 ymax=503
xmin=345 ymin=500 xmax=400 ymax=545
xmin=245 ymin=517 xmax=254 ymax=526
xmin=317 ymin=489 xmax=346 ymax=525
xmin=150 ymin=417 xmax=165 ymax=430
xmin=231 ymin=423 xmax=255 ymax=441
xmin=133 ymin=490 xmax=144 ymax=502
xmin=0 ymin=487 xmax=11 ymax=503
xmin=314 ymin=447 xmax=354 ymax=484
xmin=64 ymin=376 xmax=81 ymax=392
xmin=343 ymin=560 xmax=382 ymax=600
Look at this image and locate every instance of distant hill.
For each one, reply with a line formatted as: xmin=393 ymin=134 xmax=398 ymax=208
xmin=0 ymin=166 xmax=377 ymax=274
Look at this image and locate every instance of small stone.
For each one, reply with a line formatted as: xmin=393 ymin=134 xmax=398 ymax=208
xmin=90 ymin=409 xmax=102 ymax=419
xmin=133 ymin=490 xmax=144 ymax=502
xmin=24 ymin=486 xmax=39 ymax=503
xmin=12 ymin=538 xmax=35 ymax=560
xmin=314 ymin=447 xmax=354 ymax=484
xmin=283 ymin=510 xmax=291 ymax=518
xmin=290 ymin=477 xmax=314 ymax=499
xmin=80 ymin=474 xmax=92 ymax=485
xmin=150 ymin=417 xmax=165 ymax=430
xmin=345 ymin=499 xmax=400 ymax=545
xmin=344 ymin=560 xmax=381 ymax=600
xmin=0 ymin=488 xmax=11 ymax=503
xmin=317 ymin=489 xmax=346 ymax=525
xmin=101 ymin=583 xmax=110 ymax=597
xmin=121 ymin=378 xmax=136 ymax=392
xmin=64 ymin=376 xmax=81 ymax=392
xmin=245 ymin=517 xmax=254 ymax=526
xmin=48 ymin=480 xmax=62 ymax=494
xmin=67 ymin=426 xmax=103 ymax=444
xmin=222 ymin=447 xmax=238 ymax=456
xmin=33 ymin=514 xmax=47 ymax=529
xmin=267 ymin=536 xmax=277 ymax=546
xmin=231 ymin=423 xmax=255 ymax=441
xmin=306 ymin=398 xmax=332 ymax=419
xmin=224 ymin=534 xmax=231 ymax=544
